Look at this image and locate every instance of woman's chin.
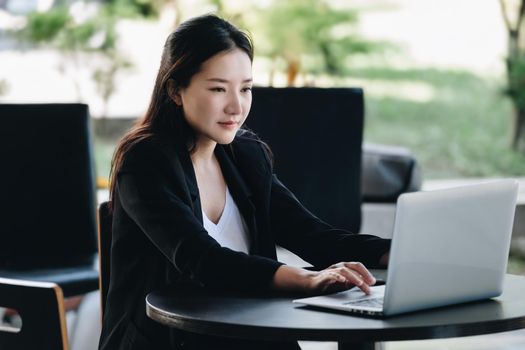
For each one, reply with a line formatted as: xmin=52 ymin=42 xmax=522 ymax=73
xmin=215 ymin=133 xmax=237 ymax=145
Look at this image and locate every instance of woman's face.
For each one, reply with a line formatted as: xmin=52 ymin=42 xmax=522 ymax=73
xmin=176 ymin=48 xmax=253 ymax=146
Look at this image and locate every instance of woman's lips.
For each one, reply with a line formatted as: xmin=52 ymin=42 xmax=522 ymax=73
xmin=218 ymin=121 xmax=238 ymax=129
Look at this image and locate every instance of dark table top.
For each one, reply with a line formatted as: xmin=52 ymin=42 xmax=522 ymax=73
xmin=146 ymin=273 xmax=525 ymax=343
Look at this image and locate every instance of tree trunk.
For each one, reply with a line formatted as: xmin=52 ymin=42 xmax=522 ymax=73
xmin=512 ymin=106 xmax=525 ymax=151
xmin=286 ymin=59 xmax=300 ymax=86
xmin=500 ymin=0 xmax=525 ymax=151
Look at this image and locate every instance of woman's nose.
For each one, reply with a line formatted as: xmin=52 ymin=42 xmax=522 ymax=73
xmin=225 ymin=92 xmax=242 ymax=115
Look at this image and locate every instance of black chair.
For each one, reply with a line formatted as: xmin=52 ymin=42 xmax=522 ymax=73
xmin=0 ymin=104 xmax=99 ymax=297
xmin=97 ymin=201 xmax=112 ymax=319
xmin=0 ymin=277 xmax=69 ymax=350
xmin=248 ymin=87 xmax=364 ymax=232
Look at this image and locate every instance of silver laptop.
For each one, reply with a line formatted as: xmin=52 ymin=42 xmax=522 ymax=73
xmin=294 ymin=179 xmax=519 ymax=317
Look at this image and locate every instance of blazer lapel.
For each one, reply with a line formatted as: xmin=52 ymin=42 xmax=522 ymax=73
xmin=215 ymin=145 xmax=259 ymax=253
xmin=173 ymin=142 xmax=258 ymax=249
xmin=174 ymin=145 xmax=202 ymax=223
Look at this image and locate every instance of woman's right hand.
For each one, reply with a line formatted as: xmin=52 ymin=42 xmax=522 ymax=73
xmin=272 ymin=262 xmax=376 ymax=295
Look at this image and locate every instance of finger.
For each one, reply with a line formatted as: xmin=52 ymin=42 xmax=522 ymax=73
xmin=329 ymin=271 xmax=347 ymax=284
xmin=346 ymin=269 xmax=370 ymax=294
xmin=335 ymin=268 xmax=371 ymax=295
xmin=319 ymin=270 xmax=370 ymax=295
xmin=328 ymin=262 xmax=343 ymax=269
xmin=317 ymin=271 xmax=346 ymax=285
xmin=317 ymin=272 xmax=345 ymax=293
xmin=329 ymin=262 xmax=376 ymax=285
xmin=344 ymin=262 xmax=376 ymax=285
xmin=358 ymin=280 xmax=371 ymax=295
xmin=322 ymin=272 xmax=352 ymax=293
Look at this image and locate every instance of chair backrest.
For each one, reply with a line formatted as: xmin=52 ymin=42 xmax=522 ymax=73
xmin=97 ymin=201 xmax=112 ymax=319
xmin=0 ymin=277 xmax=69 ymax=350
xmin=247 ymin=87 xmax=364 ymax=232
xmin=0 ymin=104 xmax=98 ymax=268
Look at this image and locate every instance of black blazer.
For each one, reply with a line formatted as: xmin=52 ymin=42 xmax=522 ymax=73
xmin=98 ymin=131 xmax=391 ymax=350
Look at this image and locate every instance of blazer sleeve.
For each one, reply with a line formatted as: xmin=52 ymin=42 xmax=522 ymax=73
xmin=116 ymin=140 xmax=283 ymax=291
xmin=262 ymin=154 xmax=391 ymax=269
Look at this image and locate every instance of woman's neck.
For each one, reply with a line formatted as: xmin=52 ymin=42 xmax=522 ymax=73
xmin=190 ymin=138 xmax=217 ymax=167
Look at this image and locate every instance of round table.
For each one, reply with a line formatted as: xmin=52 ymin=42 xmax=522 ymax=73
xmin=146 ymin=274 xmax=525 ymax=350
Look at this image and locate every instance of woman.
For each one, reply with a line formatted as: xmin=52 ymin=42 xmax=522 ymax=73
xmin=99 ymin=14 xmax=390 ymax=350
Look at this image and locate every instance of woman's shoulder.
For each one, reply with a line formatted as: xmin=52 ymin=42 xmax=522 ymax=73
xmin=231 ymin=128 xmax=273 ymax=169
xmin=120 ymin=135 xmax=180 ymax=171
xmin=232 ymin=128 xmax=264 ymax=152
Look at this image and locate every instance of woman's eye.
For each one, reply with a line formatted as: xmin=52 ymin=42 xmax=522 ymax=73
xmin=242 ymin=87 xmax=252 ymax=92
xmin=210 ymin=87 xmax=225 ymax=92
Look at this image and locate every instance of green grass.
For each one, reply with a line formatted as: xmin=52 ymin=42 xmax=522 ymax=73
xmin=346 ymin=67 xmax=525 ymax=179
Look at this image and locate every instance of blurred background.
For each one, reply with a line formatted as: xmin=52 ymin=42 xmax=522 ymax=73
xmin=1 ymin=0 xmax=525 ymax=180
xmin=2 ymin=1 xmax=525 ymax=256
xmin=2 ymin=1 xmax=525 ymax=349
xmin=2 ymin=0 xmax=525 ymax=269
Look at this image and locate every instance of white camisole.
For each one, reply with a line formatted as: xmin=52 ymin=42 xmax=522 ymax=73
xmin=202 ymin=187 xmax=251 ymax=254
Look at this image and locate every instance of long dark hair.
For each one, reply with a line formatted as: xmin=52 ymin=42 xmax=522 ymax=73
xmin=109 ymin=14 xmax=255 ymax=210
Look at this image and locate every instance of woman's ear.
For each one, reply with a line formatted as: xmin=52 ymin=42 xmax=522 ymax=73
xmin=167 ymin=79 xmax=183 ymax=106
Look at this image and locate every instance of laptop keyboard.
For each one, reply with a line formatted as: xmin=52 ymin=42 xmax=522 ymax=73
xmin=344 ymin=297 xmax=384 ymax=308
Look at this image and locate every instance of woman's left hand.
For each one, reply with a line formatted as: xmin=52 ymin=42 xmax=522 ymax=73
xmin=318 ymin=261 xmax=377 ymax=294
xmin=272 ymin=262 xmax=376 ymax=295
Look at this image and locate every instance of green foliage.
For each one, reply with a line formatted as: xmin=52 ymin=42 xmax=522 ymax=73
xmin=24 ymin=6 xmax=69 ymax=43
xmin=21 ymin=6 xmax=117 ymax=53
xmin=105 ymin=0 xmax=158 ymax=18
xmin=17 ymin=3 xmax=133 ymax=113
xmin=62 ymin=20 xmax=98 ymax=50
xmin=208 ymin=0 xmax=224 ymax=13
xmin=256 ymin=0 xmax=376 ymax=76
